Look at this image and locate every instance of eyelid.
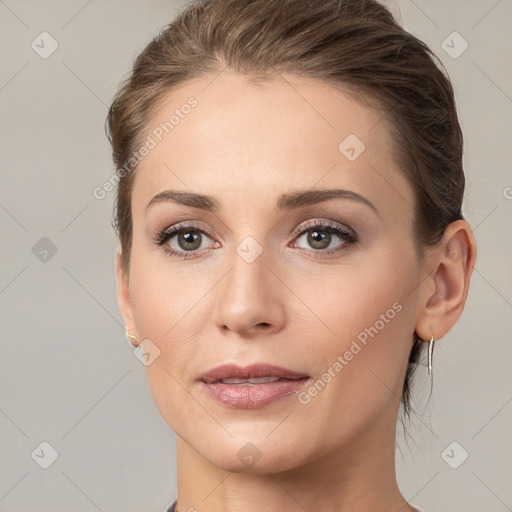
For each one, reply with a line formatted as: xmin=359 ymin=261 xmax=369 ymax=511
xmin=162 ymin=220 xmax=216 ymax=239
xmin=290 ymin=218 xmax=356 ymax=240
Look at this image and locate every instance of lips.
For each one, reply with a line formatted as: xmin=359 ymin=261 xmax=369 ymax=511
xmin=218 ymin=376 xmax=282 ymax=385
xmin=199 ymin=363 xmax=309 ymax=384
xmin=198 ymin=364 xmax=310 ymax=409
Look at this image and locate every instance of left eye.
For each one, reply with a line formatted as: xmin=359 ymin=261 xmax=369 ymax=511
xmin=291 ymin=221 xmax=358 ymax=254
xmin=166 ymin=229 xmax=209 ymax=252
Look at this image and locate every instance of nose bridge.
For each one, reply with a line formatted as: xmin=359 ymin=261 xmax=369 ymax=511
xmin=224 ymin=235 xmax=271 ymax=310
xmin=213 ymin=233 xmax=285 ymax=335
xmin=223 ymin=213 xmax=273 ymax=290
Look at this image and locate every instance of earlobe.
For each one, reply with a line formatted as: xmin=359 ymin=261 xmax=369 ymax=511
xmin=415 ymin=220 xmax=477 ymax=342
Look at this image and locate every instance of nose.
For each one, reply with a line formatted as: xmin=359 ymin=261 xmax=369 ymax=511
xmin=213 ymin=243 xmax=286 ymax=339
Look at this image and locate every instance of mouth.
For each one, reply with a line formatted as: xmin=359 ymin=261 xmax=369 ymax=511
xmin=199 ymin=363 xmax=309 ymax=383
xmin=210 ymin=376 xmax=304 ymax=385
xmin=198 ymin=364 xmax=310 ymax=408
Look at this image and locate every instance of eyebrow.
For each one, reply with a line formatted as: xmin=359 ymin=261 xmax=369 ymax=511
xmin=145 ymin=188 xmax=379 ymax=216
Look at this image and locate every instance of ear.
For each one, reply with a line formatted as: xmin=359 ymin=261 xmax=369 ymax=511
xmin=415 ymin=220 xmax=477 ymax=342
xmin=115 ymin=245 xmax=136 ymax=333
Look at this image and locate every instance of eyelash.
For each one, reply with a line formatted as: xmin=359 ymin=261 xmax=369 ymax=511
xmin=151 ymin=219 xmax=359 ymax=260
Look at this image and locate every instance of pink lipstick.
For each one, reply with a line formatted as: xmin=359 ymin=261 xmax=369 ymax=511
xmin=198 ymin=363 xmax=310 ymax=409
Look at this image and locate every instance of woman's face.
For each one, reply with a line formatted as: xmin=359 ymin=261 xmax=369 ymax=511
xmin=119 ymin=71 xmax=427 ymax=472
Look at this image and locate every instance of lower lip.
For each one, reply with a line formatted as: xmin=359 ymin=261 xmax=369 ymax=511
xmin=199 ymin=378 xmax=310 ymax=409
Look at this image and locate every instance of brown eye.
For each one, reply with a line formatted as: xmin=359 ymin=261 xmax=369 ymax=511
xmin=306 ymin=229 xmax=332 ymax=250
xmin=291 ymin=219 xmax=358 ymax=256
xmin=152 ymin=221 xmax=218 ymax=260
xmin=176 ymin=230 xmax=203 ymax=251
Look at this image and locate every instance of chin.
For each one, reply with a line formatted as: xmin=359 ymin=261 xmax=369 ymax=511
xmin=206 ymin=448 xmax=307 ymax=475
xmin=194 ymin=432 xmax=313 ymax=474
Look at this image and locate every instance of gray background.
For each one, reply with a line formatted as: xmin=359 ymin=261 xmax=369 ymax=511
xmin=0 ymin=1 xmax=511 ymax=511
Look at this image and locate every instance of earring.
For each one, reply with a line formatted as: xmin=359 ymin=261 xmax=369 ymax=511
xmin=427 ymin=334 xmax=435 ymax=376
xmin=125 ymin=327 xmax=140 ymax=347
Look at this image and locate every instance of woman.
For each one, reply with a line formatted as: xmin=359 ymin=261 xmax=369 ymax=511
xmin=106 ymin=0 xmax=477 ymax=510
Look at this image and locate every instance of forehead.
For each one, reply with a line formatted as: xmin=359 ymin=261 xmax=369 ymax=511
xmin=131 ymin=70 xmax=412 ymax=218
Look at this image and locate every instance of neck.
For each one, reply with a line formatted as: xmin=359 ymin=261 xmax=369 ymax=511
xmin=173 ymin=412 xmax=414 ymax=512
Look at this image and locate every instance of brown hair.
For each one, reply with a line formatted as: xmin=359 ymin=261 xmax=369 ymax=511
xmin=106 ymin=0 xmax=465 ymax=425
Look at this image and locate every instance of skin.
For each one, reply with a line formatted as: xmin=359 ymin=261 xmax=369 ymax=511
xmin=115 ymin=71 xmax=476 ymax=512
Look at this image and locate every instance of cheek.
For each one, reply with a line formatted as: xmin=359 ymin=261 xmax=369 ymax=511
xmin=128 ymin=239 xmax=198 ymax=338
xmin=127 ymin=247 xmax=216 ymax=430
xmin=290 ymin=249 xmax=414 ymax=347
xmin=293 ymin=249 xmax=417 ymax=406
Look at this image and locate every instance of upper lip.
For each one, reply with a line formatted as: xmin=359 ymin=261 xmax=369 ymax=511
xmin=199 ymin=363 xmax=309 ymax=384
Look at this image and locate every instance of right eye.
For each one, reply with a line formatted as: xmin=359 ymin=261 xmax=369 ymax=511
xmin=152 ymin=221 xmax=220 ymax=260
